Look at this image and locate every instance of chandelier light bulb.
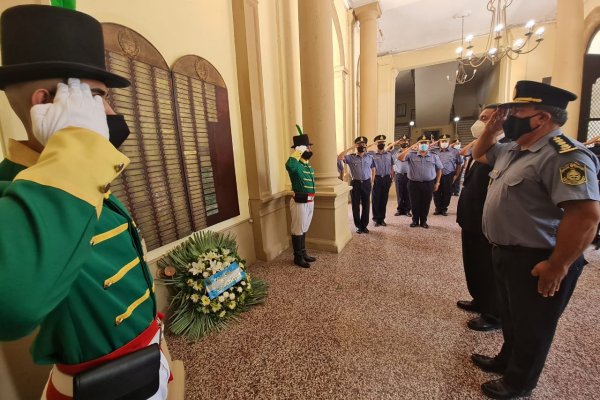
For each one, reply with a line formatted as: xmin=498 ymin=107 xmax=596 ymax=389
xmin=456 ymin=46 xmax=463 ymax=54
xmin=465 ymin=34 xmax=474 ymax=43
xmin=494 ymin=23 xmax=504 ymax=32
xmin=466 ymin=49 xmax=473 ymax=58
xmin=489 ymin=47 xmax=498 ymax=55
xmin=535 ymin=27 xmax=545 ymax=36
xmin=525 ymin=19 xmax=535 ymax=29
xmin=513 ymin=38 xmax=525 ymax=48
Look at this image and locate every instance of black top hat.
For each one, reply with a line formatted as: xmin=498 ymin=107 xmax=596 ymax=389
xmin=0 ymin=5 xmax=130 ymax=90
xmin=417 ymin=134 xmax=430 ymax=143
xmin=354 ymin=136 xmax=368 ymax=144
xmin=291 ymin=124 xmax=312 ymax=148
xmin=501 ymin=80 xmax=577 ymax=110
xmin=374 ymin=134 xmax=386 ymax=142
xmin=439 ymin=134 xmax=451 ymax=140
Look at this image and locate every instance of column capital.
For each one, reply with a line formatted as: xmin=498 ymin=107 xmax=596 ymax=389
xmin=353 ymin=1 xmax=381 ymax=21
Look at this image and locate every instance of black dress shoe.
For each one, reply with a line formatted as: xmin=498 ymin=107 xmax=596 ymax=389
xmin=471 ymin=354 xmax=506 ymax=374
xmin=433 ymin=210 xmax=441 ymax=215
xmin=442 ymin=211 xmax=448 ymax=216
xmin=394 ymin=211 xmax=401 ymax=216
xmin=405 ymin=212 xmax=412 ymax=217
xmin=468 ymin=316 xmax=501 ymax=332
xmin=456 ymin=300 xmax=480 ymax=313
xmin=410 ymin=222 xmax=418 ymax=228
xmin=374 ymin=222 xmax=382 ymax=227
xmin=362 ymin=228 xmax=370 ymax=233
xmin=481 ymin=378 xmax=532 ymax=399
xmin=356 ymin=228 xmax=363 ymax=234
xmin=380 ymin=221 xmax=387 ymax=226
xmin=420 ymin=222 xmax=429 ymax=229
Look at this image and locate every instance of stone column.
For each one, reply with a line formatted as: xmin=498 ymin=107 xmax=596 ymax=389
xmin=552 ymin=0 xmax=584 ymax=138
xmin=354 ymin=2 xmax=381 ymax=140
xmin=298 ymin=0 xmax=351 ymax=252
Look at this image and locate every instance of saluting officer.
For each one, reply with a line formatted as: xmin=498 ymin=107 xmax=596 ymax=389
xmin=472 ymin=81 xmax=600 ymax=398
xmin=432 ymin=134 xmax=463 ymax=215
xmin=393 ymin=136 xmax=411 ymax=216
xmin=338 ymin=136 xmax=375 ymax=233
xmin=370 ymin=134 xmax=394 ymax=226
xmin=397 ymin=134 xmax=443 ymax=228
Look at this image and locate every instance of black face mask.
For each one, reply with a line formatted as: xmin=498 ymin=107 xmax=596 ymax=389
xmin=357 ymin=146 xmax=366 ymax=153
xmin=377 ymin=143 xmax=385 ymax=150
xmin=400 ymin=143 xmax=409 ymax=149
xmin=502 ymin=113 xmax=541 ymax=141
xmin=301 ymin=151 xmax=313 ymax=160
xmin=107 ymin=114 xmax=131 ymax=149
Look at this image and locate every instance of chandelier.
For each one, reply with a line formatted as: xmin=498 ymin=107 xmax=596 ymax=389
xmin=454 ymin=0 xmax=545 ymax=84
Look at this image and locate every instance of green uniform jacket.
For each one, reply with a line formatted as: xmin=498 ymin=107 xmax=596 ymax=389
xmin=0 ymin=129 xmax=156 ymax=365
xmin=285 ymin=151 xmax=315 ymax=194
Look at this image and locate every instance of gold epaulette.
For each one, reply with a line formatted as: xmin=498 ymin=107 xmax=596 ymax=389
xmin=550 ymin=134 xmax=578 ymax=154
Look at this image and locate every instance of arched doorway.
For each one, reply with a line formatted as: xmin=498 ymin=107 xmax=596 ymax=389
xmin=578 ymin=28 xmax=600 ymax=141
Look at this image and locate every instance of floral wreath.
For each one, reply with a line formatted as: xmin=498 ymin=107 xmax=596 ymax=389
xmin=158 ymin=230 xmax=267 ymax=340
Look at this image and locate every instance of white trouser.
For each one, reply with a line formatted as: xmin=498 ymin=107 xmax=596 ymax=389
xmin=290 ymin=198 xmax=314 ymax=235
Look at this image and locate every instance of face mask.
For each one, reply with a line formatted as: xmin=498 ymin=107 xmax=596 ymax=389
xmin=400 ymin=143 xmax=409 ymax=149
xmin=440 ymin=142 xmax=449 ymax=149
xmin=301 ymin=151 xmax=313 ymax=160
xmin=454 ymin=144 xmax=461 ymax=150
xmin=471 ymin=120 xmax=486 ymax=138
xmin=418 ymin=143 xmax=429 ymax=152
xmin=107 ymin=114 xmax=131 ymax=149
xmin=357 ymin=146 xmax=366 ymax=153
xmin=502 ymin=113 xmax=541 ymax=141
xmin=377 ymin=143 xmax=385 ymax=150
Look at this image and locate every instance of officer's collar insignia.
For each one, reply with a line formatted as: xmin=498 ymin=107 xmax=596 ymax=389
xmin=550 ymin=134 xmax=578 ymax=154
xmin=560 ymin=161 xmax=586 ymax=185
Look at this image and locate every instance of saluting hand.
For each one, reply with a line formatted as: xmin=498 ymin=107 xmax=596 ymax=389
xmin=485 ymin=108 xmax=508 ymax=136
xmin=531 ymin=260 xmax=568 ymax=297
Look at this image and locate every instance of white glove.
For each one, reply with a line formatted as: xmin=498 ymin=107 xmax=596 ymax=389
xmin=30 ymin=78 xmax=109 ymax=146
xmin=295 ymin=145 xmax=307 ymax=153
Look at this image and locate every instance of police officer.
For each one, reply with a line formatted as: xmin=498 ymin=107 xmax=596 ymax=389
xmin=370 ymin=134 xmax=394 ymax=226
xmin=432 ymin=134 xmax=463 ymax=215
xmin=286 ymin=125 xmax=316 ymax=268
xmin=451 ymin=139 xmax=463 ymax=196
xmin=397 ymin=134 xmax=443 ymax=228
xmin=392 ymin=136 xmax=411 ymax=216
xmin=338 ymin=136 xmax=375 ymax=233
xmin=456 ymin=104 xmax=503 ymax=332
xmin=472 ymin=81 xmax=600 ymax=398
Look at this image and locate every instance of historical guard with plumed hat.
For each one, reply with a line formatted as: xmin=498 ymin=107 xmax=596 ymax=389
xmin=286 ymin=125 xmax=317 ymax=268
xmin=0 ymin=4 xmax=176 ymax=399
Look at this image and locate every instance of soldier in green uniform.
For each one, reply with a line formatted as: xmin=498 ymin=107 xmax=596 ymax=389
xmin=0 ymin=5 xmax=171 ymax=399
xmin=285 ymin=125 xmax=316 ymax=268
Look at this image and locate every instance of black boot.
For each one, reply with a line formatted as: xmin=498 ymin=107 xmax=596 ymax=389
xmin=292 ymin=235 xmax=310 ymax=268
xmin=301 ymin=233 xmax=316 ymax=262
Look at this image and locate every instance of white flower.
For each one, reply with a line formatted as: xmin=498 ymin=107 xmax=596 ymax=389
xmin=229 ymin=293 xmax=236 ymax=300
xmin=240 ymin=281 xmax=247 ymax=286
xmin=190 ymin=294 xmax=200 ymax=303
xmin=222 ymin=248 xmax=231 ymax=256
xmin=222 ymin=291 xmax=230 ymax=299
xmin=218 ymin=295 xmax=225 ymax=303
xmin=239 ymin=262 xmax=245 ymax=269
xmin=187 ymin=279 xmax=194 ymax=287
xmin=202 ymin=271 xmax=210 ymax=278
xmin=237 ymin=287 xmax=243 ymax=293
xmin=189 ymin=262 xmax=202 ymax=276
xmin=201 ymin=296 xmax=210 ymax=306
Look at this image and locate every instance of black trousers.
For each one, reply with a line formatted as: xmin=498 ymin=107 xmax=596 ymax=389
xmin=372 ymin=175 xmax=392 ymax=223
xmin=433 ymin=173 xmax=454 ymax=212
xmin=407 ymin=179 xmax=435 ymax=225
xmin=394 ymin=173 xmax=411 ymax=213
xmin=350 ymin=179 xmax=371 ymax=229
xmin=452 ymin=176 xmax=461 ymax=195
xmin=461 ymin=229 xmax=499 ymax=320
xmin=492 ymin=246 xmax=585 ymax=390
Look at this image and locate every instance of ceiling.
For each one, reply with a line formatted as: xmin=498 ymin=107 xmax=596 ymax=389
xmin=347 ymin=0 xmax=557 ymax=56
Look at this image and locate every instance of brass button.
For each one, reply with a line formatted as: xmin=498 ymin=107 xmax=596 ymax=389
xmin=100 ymin=183 xmax=111 ymax=193
xmin=114 ymin=163 xmax=125 ymax=172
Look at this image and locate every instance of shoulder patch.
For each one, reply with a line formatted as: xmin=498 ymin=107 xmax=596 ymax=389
xmin=550 ymin=135 xmax=578 ymax=154
xmin=560 ymin=161 xmax=587 ymax=185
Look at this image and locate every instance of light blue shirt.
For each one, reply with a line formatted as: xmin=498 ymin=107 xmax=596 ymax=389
xmin=432 ymin=147 xmax=463 ymax=175
xmin=405 ymin=151 xmax=443 ymax=182
xmin=370 ymin=151 xmax=394 ymax=176
xmin=344 ymin=153 xmax=374 ymax=181
xmin=392 ymin=149 xmax=409 ymax=174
